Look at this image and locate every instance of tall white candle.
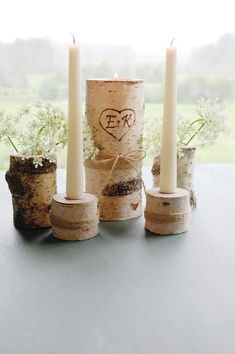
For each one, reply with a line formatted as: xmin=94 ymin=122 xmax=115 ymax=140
xmin=66 ymin=37 xmax=84 ymax=199
xmin=159 ymin=43 xmax=177 ymax=194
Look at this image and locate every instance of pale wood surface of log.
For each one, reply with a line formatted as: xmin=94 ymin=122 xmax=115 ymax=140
xmin=145 ymin=187 xmax=191 ymax=235
xmin=86 ymin=79 xmax=144 ymax=156
xmin=50 ymin=192 xmax=99 ymax=241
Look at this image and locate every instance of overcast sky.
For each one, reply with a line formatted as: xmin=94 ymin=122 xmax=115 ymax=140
xmin=1 ymin=0 xmax=234 ymax=53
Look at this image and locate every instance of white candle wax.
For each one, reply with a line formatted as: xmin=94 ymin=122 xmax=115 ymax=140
xmin=66 ymin=41 xmax=84 ymax=199
xmin=159 ymin=46 xmax=177 ymax=194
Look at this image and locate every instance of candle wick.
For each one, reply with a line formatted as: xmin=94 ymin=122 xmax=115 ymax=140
xmin=70 ymin=33 xmax=75 ymax=44
xmin=171 ymin=38 xmax=176 ymax=47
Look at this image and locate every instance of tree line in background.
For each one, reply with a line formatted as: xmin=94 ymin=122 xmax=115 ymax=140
xmin=0 ymin=32 xmax=235 ymax=104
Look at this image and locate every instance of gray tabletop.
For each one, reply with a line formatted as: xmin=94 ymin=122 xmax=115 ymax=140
xmin=0 ymin=165 xmax=235 ymax=354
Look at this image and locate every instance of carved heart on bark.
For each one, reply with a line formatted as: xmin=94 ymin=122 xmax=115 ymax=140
xmin=99 ymin=108 xmax=136 ymax=141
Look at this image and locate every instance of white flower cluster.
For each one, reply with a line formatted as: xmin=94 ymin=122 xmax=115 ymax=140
xmin=143 ymin=97 xmax=228 ymax=157
xmin=0 ymin=103 xmax=67 ymax=168
xmin=0 ymin=103 xmax=99 ymax=168
xmin=178 ymin=97 xmax=228 ymax=148
xmin=0 ymin=110 xmax=19 ymax=151
xmin=193 ymin=97 xmax=228 ymax=148
xmin=143 ymin=114 xmax=162 ymax=157
xmin=83 ymin=117 xmax=99 ymax=160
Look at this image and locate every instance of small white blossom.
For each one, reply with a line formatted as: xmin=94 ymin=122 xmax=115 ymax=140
xmin=33 ymin=156 xmax=44 ymax=168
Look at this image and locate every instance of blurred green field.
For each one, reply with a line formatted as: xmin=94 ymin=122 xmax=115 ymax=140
xmin=0 ymin=101 xmax=234 ymax=170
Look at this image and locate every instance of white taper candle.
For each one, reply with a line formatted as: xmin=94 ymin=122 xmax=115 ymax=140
xmin=66 ymin=37 xmax=84 ymax=199
xmin=159 ymin=43 xmax=177 ymax=194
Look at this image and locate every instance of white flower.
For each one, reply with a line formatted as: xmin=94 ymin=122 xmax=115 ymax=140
xmin=0 ymin=102 xmax=68 ymax=167
xmin=83 ymin=117 xmax=99 ymax=160
xmin=33 ymin=156 xmax=43 ymax=168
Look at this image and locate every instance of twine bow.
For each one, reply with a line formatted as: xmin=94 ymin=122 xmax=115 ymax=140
xmin=101 ymin=149 xmax=147 ymax=196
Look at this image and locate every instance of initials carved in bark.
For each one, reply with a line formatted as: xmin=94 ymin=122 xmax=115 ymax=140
xmin=99 ymin=108 xmax=136 ymax=141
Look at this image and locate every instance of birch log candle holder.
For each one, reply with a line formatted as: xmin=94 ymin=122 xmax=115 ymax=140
xmin=50 ymin=37 xmax=99 ymax=241
xmin=85 ymin=78 xmax=145 ymax=221
xmin=50 ymin=193 xmax=99 ymax=241
xmin=151 ymin=146 xmax=197 ymax=208
xmin=144 ymin=187 xmax=191 ymax=235
xmin=145 ymin=41 xmax=191 ymax=235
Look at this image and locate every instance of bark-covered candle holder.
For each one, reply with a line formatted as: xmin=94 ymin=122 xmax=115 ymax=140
xmin=5 ymin=155 xmax=56 ymax=229
xmin=144 ymin=187 xmax=191 ymax=235
xmin=50 ymin=193 xmax=99 ymax=241
xmin=85 ymin=79 xmax=144 ymax=221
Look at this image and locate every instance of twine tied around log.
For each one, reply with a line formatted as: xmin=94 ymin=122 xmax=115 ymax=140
xmin=99 ymin=149 xmax=147 ymax=197
xmin=144 ymin=210 xmax=191 ymax=224
xmin=50 ymin=212 xmax=99 ymax=230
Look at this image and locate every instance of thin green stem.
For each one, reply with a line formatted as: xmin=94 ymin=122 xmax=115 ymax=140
xmin=23 ymin=143 xmax=39 ymax=153
xmin=179 ymin=118 xmax=205 ymax=146
xmin=47 ymin=140 xmax=64 ymax=154
xmin=7 ymin=136 xmax=18 ymax=153
xmin=56 ymin=140 xmax=64 ymax=146
xmin=183 ymin=121 xmax=205 ymax=146
xmin=38 ymin=125 xmax=46 ymax=134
